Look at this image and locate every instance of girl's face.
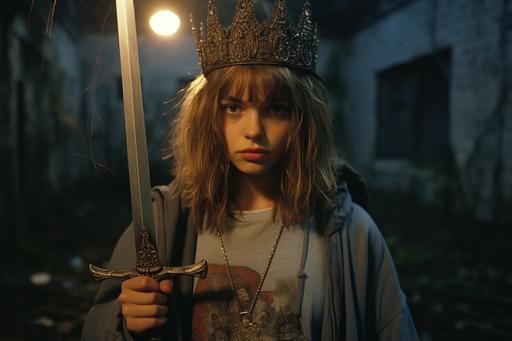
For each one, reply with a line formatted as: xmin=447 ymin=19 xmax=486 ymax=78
xmin=221 ymin=90 xmax=291 ymax=176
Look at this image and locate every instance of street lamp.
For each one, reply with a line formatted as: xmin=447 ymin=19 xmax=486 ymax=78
xmin=149 ymin=9 xmax=180 ymax=36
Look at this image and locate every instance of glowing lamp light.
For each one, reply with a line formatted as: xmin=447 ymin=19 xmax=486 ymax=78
xmin=149 ymin=10 xmax=180 ymax=36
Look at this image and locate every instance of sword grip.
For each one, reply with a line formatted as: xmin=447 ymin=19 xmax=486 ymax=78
xmin=89 ymin=259 xmax=208 ymax=281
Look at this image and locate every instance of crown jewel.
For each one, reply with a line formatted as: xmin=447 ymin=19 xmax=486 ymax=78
xmin=191 ymin=0 xmax=319 ymax=75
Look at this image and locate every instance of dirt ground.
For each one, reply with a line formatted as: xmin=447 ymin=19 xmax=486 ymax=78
xmin=1 ymin=187 xmax=511 ymax=340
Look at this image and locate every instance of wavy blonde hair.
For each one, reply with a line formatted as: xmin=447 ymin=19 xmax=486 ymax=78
xmin=167 ymin=65 xmax=341 ymax=229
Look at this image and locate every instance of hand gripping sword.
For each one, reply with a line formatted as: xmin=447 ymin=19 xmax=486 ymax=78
xmin=89 ymin=0 xmax=207 ymax=282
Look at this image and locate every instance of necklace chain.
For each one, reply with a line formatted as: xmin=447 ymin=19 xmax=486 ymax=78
xmin=217 ymin=223 xmax=285 ymax=321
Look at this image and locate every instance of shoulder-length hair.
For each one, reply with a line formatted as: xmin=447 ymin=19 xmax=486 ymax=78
xmin=167 ymin=65 xmax=342 ymax=229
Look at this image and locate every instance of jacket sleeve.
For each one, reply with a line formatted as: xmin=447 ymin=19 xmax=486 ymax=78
xmin=81 ymin=183 xmax=184 ymax=341
xmin=81 ymin=224 xmax=138 ymax=341
xmin=352 ymin=205 xmax=420 ymax=341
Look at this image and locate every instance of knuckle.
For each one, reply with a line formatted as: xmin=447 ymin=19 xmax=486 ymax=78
xmin=121 ymin=304 xmax=131 ymax=317
xmin=141 ymin=276 xmax=156 ymax=289
xmin=140 ymin=277 xmax=150 ymax=287
xmin=118 ymin=292 xmax=127 ymax=303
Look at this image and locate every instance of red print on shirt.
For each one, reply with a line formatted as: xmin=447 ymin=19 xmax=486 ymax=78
xmin=191 ymin=264 xmax=305 ymax=341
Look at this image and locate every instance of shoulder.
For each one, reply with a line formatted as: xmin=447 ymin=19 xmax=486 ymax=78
xmin=324 ymin=181 xmax=388 ymax=258
xmin=348 ymin=203 xmax=380 ymax=237
xmin=336 ymin=162 xmax=369 ymax=210
xmin=322 ymin=177 xmax=376 ymax=238
xmin=150 ymin=180 xmax=183 ymax=214
xmin=345 ymin=203 xmax=388 ymax=252
xmin=151 ymin=180 xmax=179 ymax=201
xmin=349 ymin=203 xmax=375 ymax=228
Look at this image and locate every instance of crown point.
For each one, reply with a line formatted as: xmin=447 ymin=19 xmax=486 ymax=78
xmin=207 ymin=0 xmax=219 ymax=19
xmin=270 ymin=0 xmax=288 ymax=27
xmin=233 ymin=0 xmax=256 ymax=20
xmin=206 ymin=0 xmax=222 ymax=38
xmin=298 ymin=0 xmax=315 ymax=31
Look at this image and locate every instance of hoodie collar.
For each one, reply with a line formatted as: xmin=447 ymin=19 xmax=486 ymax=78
xmin=322 ymin=181 xmax=352 ymax=236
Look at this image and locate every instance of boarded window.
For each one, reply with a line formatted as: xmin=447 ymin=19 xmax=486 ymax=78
xmin=376 ymin=49 xmax=451 ymax=162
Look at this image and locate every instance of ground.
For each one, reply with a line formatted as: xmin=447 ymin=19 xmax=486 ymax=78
xmin=1 ymin=186 xmax=511 ymax=340
xmin=372 ymin=192 xmax=512 ymax=341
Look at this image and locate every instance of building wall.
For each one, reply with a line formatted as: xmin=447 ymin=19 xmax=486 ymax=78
xmin=0 ymin=7 xmax=199 ymax=236
xmin=9 ymin=17 xmax=84 ymax=189
xmin=0 ymin=12 xmax=85 ymax=235
xmin=340 ymin=0 xmax=512 ymax=220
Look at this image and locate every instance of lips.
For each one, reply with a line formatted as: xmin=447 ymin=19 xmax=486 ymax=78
xmin=238 ymin=148 xmax=270 ymax=161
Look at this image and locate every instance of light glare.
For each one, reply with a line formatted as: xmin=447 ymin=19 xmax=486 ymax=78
xmin=149 ymin=10 xmax=180 ymax=36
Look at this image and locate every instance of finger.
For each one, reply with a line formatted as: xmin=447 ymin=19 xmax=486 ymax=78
xmin=122 ymin=276 xmax=160 ymax=292
xmin=122 ymin=304 xmax=168 ymax=318
xmin=119 ymin=291 xmax=167 ymax=305
xmin=160 ymin=280 xmax=173 ymax=294
xmin=125 ymin=317 xmax=167 ymax=334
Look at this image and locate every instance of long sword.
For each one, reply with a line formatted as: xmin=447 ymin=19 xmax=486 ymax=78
xmin=89 ymin=0 xmax=207 ymax=281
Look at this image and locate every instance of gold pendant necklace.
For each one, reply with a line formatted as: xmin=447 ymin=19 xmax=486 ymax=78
xmin=233 ymin=311 xmax=259 ymax=340
xmin=217 ymin=223 xmax=285 ymax=341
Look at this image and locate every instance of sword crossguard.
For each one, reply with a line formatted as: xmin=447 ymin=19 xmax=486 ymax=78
xmin=89 ymin=225 xmax=208 ymax=281
xmin=89 ymin=259 xmax=208 ymax=281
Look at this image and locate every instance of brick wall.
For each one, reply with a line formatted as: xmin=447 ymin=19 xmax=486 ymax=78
xmin=333 ymin=0 xmax=512 ymax=221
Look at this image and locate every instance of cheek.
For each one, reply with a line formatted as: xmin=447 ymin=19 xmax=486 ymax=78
xmin=221 ymin=124 xmax=236 ymax=154
xmin=276 ymin=125 xmax=291 ymax=152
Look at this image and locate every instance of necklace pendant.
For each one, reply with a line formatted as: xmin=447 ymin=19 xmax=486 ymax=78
xmin=234 ymin=312 xmax=260 ymax=340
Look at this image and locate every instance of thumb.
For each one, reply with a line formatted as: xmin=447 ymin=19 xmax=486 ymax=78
xmin=160 ymin=279 xmax=173 ymax=294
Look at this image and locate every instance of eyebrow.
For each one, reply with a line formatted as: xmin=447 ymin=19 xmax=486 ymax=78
xmin=221 ymin=96 xmax=288 ymax=105
xmin=221 ymin=96 xmax=244 ymax=103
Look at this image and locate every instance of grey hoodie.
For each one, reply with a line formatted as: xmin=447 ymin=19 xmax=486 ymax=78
xmin=82 ymin=181 xmax=419 ymax=340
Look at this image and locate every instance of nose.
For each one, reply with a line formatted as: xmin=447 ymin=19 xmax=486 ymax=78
xmin=244 ymin=108 xmax=264 ymax=140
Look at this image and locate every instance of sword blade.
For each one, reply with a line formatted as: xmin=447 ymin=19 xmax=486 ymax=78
xmin=115 ymin=0 xmax=156 ymax=254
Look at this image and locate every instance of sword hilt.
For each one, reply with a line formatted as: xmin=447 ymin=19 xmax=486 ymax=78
xmin=89 ymin=259 xmax=208 ymax=281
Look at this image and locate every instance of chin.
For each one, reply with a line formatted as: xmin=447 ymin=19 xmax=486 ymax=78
xmin=233 ymin=162 xmax=275 ymax=176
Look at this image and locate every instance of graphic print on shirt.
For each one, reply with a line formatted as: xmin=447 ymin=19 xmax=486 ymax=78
xmin=192 ymin=264 xmax=306 ymax=341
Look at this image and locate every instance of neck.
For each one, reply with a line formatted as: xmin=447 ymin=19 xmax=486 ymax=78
xmin=232 ymin=168 xmax=280 ymax=211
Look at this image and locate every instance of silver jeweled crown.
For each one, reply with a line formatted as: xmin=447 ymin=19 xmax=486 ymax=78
xmin=191 ymin=0 xmax=319 ymax=76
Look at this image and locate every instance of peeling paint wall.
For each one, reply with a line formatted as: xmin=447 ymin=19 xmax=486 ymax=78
xmin=338 ymin=0 xmax=512 ymax=221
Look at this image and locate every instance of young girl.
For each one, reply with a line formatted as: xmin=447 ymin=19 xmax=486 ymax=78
xmin=82 ymin=1 xmax=418 ymax=340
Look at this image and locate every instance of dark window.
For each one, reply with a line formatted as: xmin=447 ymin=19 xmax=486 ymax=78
xmin=376 ymin=49 xmax=451 ymax=162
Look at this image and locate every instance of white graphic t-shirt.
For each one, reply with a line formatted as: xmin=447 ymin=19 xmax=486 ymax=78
xmin=193 ymin=207 xmax=326 ymax=341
